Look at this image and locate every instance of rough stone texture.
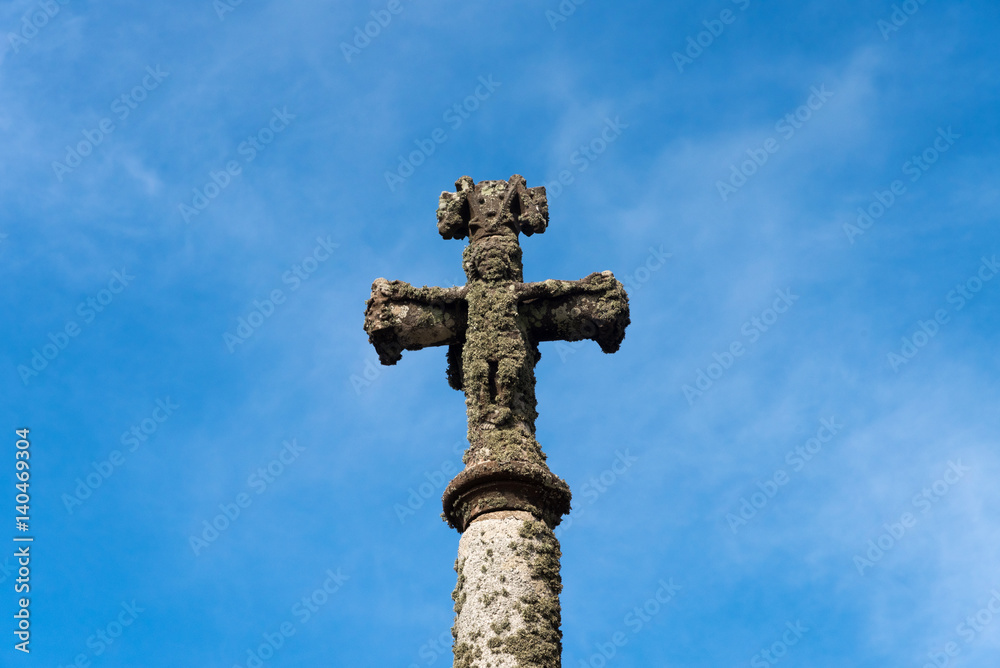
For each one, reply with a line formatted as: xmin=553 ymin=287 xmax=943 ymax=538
xmin=362 ymin=175 xmax=630 ymax=511
xmin=363 ymin=280 xmax=467 ymax=365
xmin=362 ymin=175 xmax=631 ymax=668
xmin=441 ymin=460 xmax=570 ymax=533
xmin=452 ymin=512 xmax=563 ymax=668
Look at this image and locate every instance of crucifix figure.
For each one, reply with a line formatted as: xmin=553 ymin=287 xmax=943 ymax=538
xmin=364 ymin=175 xmax=629 ymax=667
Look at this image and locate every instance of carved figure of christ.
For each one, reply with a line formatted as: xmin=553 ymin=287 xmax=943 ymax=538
xmin=364 ymin=175 xmax=630 ymax=667
xmin=364 ymin=175 xmax=629 ymax=505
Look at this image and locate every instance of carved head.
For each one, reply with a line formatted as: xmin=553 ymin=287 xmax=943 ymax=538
xmin=462 ymin=234 xmax=523 ymax=282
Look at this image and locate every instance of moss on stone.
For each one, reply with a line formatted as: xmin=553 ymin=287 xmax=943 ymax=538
xmin=490 ymin=618 xmax=511 ymax=635
xmin=494 ymin=518 xmax=564 ymax=667
xmin=367 ymin=177 xmax=633 ymax=668
xmin=453 ymin=641 xmax=482 ymax=668
xmin=460 ymin=276 xmax=546 ymax=469
xmin=452 ymin=557 xmax=467 ymax=618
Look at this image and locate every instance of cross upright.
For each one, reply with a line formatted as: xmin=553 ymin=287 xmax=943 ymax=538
xmin=364 ymin=174 xmax=629 ymax=667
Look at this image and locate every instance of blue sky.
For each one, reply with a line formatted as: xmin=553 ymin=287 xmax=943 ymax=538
xmin=2 ymin=0 xmax=999 ymax=666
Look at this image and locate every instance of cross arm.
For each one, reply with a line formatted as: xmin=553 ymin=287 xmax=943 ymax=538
xmin=364 ymin=279 xmax=468 ymax=365
xmin=519 ymin=271 xmax=630 ymax=353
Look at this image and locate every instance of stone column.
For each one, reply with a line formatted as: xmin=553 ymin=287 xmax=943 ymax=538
xmin=452 ymin=511 xmax=562 ymax=668
xmin=444 ymin=462 xmax=570 ymax=668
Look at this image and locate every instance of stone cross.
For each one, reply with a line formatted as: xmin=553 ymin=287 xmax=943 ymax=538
xmin=364 ymin=175 xmax=629 ymax=667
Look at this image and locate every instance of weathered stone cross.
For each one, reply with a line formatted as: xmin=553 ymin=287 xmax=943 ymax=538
xmin=364 ymin=174 xmax=629 ymax=667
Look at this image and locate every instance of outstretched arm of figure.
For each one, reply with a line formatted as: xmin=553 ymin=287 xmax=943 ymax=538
xmin=518 ymin=271 xmax=630 ymax=354
xmin=364 ymin=279 xmax=468 ymax=365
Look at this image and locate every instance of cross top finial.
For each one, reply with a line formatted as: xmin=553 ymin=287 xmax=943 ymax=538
xmin=436 ymin=174 xmax=548 ymax=243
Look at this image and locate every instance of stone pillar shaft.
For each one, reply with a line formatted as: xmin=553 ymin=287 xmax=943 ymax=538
xmin=452 ymin=511 xmax=562 ymax=668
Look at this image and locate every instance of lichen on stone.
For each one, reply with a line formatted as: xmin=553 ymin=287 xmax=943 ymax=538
xmin=452 ymin=557 xmax=467 ymax=619
xmin=496 ymin=518 xmax=564 ymax=667
xmin=364 ymin=177 xmax=631 ymax=668
xmin=453 ymin=641 xmax=482 ymax=668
